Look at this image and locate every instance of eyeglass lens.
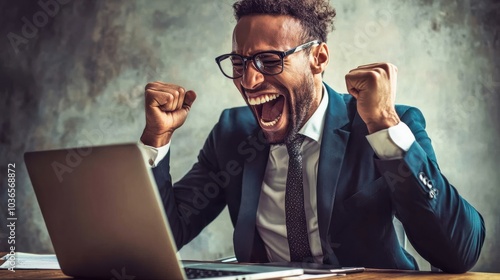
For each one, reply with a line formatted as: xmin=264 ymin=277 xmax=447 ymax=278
xmin=218 ymin=53 xmax=283 ymax=78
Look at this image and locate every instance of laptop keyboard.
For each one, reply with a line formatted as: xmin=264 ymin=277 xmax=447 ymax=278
xmin=184 ymin=267 xmax=250 ymax=279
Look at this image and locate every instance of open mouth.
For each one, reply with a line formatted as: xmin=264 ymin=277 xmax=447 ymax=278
xmin=247 ymin=93 xmax=285 ymax=128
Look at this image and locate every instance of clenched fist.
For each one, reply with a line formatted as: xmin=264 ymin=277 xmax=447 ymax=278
xmin=140 ymin=82 xmax=197 ymax=147
xmin=345 ymin=62 xmax=400 ymax=134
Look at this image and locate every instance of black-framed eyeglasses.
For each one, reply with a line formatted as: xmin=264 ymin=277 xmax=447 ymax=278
xmin=215 ymin=40 xmax=321 ymax=79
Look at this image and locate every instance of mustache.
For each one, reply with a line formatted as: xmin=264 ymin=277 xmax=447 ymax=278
xmin=240 ymin=84 xmax=288 ymax=94
xmin=241 ymin=84 xmax=275 ymax=95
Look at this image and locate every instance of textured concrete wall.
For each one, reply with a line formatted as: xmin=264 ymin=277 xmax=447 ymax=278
xmin=0 ymin=0 xmax=498 ymax=272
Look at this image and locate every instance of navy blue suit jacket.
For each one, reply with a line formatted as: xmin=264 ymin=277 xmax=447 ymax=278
xmin=152 ymin=83 xmax=485 ymax=273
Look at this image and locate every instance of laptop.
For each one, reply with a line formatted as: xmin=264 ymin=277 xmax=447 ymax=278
xmin=24 ymin=143 xmax=303 ymax=279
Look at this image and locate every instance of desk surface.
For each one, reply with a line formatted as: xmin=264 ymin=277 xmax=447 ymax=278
xmin=1 ymin=268 xmax=499 ymax=280
xmin=1 ymin=256 xmax=499 ymax=280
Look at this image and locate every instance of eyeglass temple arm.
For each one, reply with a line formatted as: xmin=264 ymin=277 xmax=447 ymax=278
xmin=284 ymin=40 xmax=322 ymax=56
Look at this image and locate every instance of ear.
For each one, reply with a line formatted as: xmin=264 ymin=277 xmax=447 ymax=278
xmin=310 ymin=42 xmax=329 ymax=75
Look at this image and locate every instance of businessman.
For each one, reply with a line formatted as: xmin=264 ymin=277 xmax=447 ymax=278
xmin=139 ymin=0 xmax=485 ymax=273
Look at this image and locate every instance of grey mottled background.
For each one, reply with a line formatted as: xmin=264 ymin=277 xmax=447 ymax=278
xmin=0 ymin=0 xmax=499 ymax=272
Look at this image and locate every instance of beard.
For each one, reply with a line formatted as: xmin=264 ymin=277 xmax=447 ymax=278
xmin=282 ymin=71 xmax=316 ymax=145
xmin=243 ymin=70 xmax=318 ymax=146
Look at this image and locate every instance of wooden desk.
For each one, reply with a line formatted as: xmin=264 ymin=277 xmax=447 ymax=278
xmin=1 ymin=256 xmax=499 ymax=279
xmin=1 ymin=268 xmax=498 ymax=279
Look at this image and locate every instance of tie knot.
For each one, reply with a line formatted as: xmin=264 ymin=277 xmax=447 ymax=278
xmin=286 ymin=134 xmax=305 ymax=155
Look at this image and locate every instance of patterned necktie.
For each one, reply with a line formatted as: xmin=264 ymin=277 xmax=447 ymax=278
xmin=285 ymin=134 xmax=312 ymax=262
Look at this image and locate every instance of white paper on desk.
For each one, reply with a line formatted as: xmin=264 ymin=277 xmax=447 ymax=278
xmin=0 ymin=252 xmax=60 ymax=269
xmin=281 ymin=273 xmax=343 ymax=279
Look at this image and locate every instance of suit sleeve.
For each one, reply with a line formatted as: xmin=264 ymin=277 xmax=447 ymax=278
xmin=374 ymin=107 xmax=485 ymax=273
xmin=151 ymin=121 xmax=227 ymax=250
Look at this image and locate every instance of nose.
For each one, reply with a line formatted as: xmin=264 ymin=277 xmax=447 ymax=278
xmin=240 ymin=60 xmax=264 ymax=90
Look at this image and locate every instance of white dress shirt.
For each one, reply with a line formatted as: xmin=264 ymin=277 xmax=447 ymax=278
xmin=255 ymin=86 xmax=329 ymax=262
xmin=139 ymin=85 xmax=416 ymax=263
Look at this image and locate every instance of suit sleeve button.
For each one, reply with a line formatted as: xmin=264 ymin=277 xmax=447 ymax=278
xmin=418 ymin=172 xmax=426 ymax=182
xmin=426 ymin=180 xmax=433 ymax=189
xmin=428 ymin=190 xmax=435 ymax=199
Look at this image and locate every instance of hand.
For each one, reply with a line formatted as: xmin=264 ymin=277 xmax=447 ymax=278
xmin=345 ymin=62 xmax=400 ymax=134
xmin=140 ymin=82 xmax=197 ymax=147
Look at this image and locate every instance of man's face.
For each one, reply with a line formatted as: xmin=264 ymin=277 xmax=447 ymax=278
xmin=232 ymin=15 xmax=321 ymax=144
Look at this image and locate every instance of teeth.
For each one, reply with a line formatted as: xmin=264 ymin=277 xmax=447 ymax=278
xmin=261 ymin=114 xmax=282 ymax=127
xmin=248 ymin=93 xmax=279 ymax=105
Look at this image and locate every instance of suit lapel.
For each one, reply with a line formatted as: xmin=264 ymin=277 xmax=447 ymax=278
xmin=317 ymin=84 xmax=351 ymax=257
xmin=234 ymin=130 xmax=270 ymax=262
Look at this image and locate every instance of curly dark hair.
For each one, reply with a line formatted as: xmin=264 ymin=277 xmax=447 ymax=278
xmin=232 ymin=0 xmax=336 ymax=43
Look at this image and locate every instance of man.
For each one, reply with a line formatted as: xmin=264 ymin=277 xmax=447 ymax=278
xmin=139 ymin=0 xmax=485 ymax=273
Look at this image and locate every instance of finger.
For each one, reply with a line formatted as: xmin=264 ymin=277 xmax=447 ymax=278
xmin=356 ymin=62 xmax=385 ymax=69
xmin=145 ymin=88 xmax=178 ymax=112
xmin=348 ymin=67 xmax=374 ymax=74
xmin=347 ymin=87 xmax=359 ymax=99
xmin=175 ymin=87 xmax=186 ymax=111
xmin=345 ymin=73 xmax=360 ymax=98
xmin=356 ymin=62 xmax=394 ymax=71
xmin=145 ymin=81 xmax=168 ymax=91
xmin=145 ymin=81 xmax=179 ymax=93
xmin=356 ymin=63 xmax=396 ymax=80
xmin=366 ymin=64 xmax=397 ymax=97
xmin=389 ymin=64 xmax=398 ymax=85
xmin=345 ymin=69 xmax=374 ymax=84
xmin=345 ymin=68 xmax=380 ymax=97
xmin=145 ymin=83 xmax=186 ymax=111
xmin=388 ymin=65 xmax=398 ymax=99
xmin=182 ymin=90 xmax=197 ymax=111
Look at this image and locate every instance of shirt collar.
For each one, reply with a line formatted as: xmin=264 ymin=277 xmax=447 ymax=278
xmin=298 ymin=84 xmax=328 ymax=143
xmin=269 ymin=84 xmax=328 ymax=150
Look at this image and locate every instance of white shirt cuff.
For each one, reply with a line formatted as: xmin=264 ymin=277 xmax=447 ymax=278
xmin=137 ymin=140 xmax=171 ymax=167
xmin=365 ymin=122 xmax=416 ymax=160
